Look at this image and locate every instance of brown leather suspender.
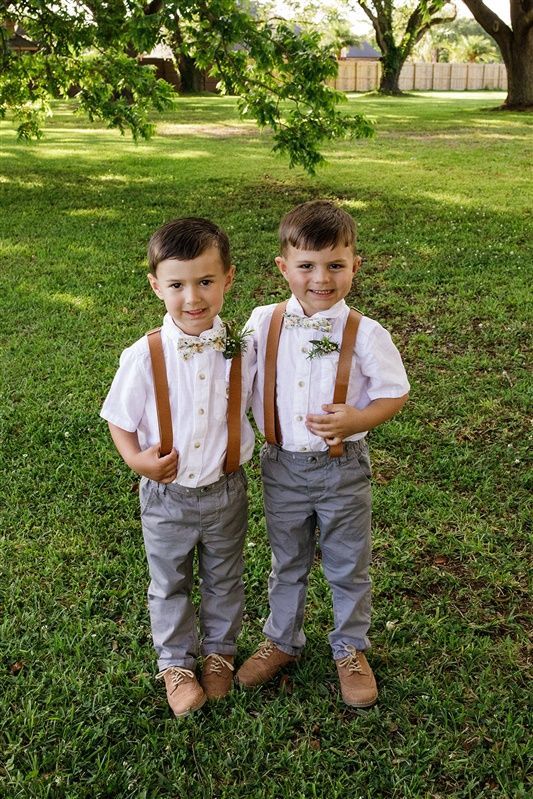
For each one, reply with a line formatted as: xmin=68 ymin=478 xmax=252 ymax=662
xmin=264 ymin=300 xmax=288 ymax=446
xmin=263 ymin=305 xmax=360 ymax=458
xmin=146 ymin=328 xmax=242 ymax=474
xmin=328 ymin=310 xmax=360 ymax=458
xmin=147 ymin=329 xmax=174 ymax=457
xmin=223 ymin=354 xmax=242 ymax=474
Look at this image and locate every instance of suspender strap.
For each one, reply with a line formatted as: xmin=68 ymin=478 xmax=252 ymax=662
xmin=263 ymin=300 xmax=288 ymax=445
xmin=224 ymin=353 xmax=242 ymax=474
xmin=328 ymin=309 xmax=360 ymax=459
xmin=263 ymin=305 xmax=360 ymax=458
xmin=146 ymin=328 xmax=243 ymax=474
xmin=146 ymin=328 xmax=174 ymax=457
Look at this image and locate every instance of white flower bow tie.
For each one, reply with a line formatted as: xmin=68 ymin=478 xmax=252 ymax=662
xmin=283 ymin=313 xmax=332 ymax=333
xmin=176 ymin=329 xmax=226 ymax=360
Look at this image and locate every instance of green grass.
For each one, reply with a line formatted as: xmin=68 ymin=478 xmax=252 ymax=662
xmin=1 ymin=92 xmax=531 ymax=799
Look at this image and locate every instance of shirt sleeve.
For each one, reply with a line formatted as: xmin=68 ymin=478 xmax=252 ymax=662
xmin=358 ymin=323 xmax=410 ymax=401
xmin=239 ymin=319 xmax=256 ymax=413
xmin=100 ymin=344 xmax=150 ymax=432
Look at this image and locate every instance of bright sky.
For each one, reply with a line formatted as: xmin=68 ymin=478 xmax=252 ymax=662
xmin=273 ymin=1 xmax=511 ymax=30
xmin=350 ymin=1 xmax=511 ymax=29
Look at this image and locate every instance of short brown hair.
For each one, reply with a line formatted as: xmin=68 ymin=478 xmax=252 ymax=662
xmin=279 ymin=200 xmax=356 ymax=255
xmin=148 ymin=217 xmax=231 ymax=274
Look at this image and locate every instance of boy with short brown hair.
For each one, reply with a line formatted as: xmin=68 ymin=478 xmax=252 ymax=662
xmin=101 ymin=217 xmax=254 ymax=717
xmin=236 ymin=200 xmax=409 ymax=707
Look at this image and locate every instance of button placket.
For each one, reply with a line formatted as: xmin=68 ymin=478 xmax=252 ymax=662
xmin=292 ymin=329 xmax=312 ymax=449
xmin=187 ymin=353 xmax=210 ymax=481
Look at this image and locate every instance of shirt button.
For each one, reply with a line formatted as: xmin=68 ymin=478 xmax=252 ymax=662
xmin=198 ymin=373 xmax=206 ymax=380
xmin=198 ymin=408 xmax=205 ymax=415
xmin=298 ymin=380 xmax=305 ymax=387
xmin=300 ymin=447 xmax=308 ymax=452
xmin=194 ymin=442 xmax=201 ymax=449
xmin=188 ymin=473 xmax=195 ymax=479
xmin=296 ymin=415 xmax=303 ymax=421
xmin=301 ymin=346 xmax=308 ymax=353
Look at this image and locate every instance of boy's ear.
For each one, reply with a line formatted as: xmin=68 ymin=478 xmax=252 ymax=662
xmin=352 ymin=255 xmax=362 ymax=274
xmin=224 ymin=265 xmax=236 ymax=292
xmin=147 ymin=272 xmax=163 ymax=300
xmin=275 ymin=256 xmax=289 ymax=280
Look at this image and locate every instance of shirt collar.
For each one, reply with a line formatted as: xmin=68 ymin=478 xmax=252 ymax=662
xmin=286 ymin=295 xmax=347 ymax=320
xmin=162 ymin=312 xmax=225 ymax=343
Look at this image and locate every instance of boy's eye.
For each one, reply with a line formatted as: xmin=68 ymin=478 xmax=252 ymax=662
xmin=200 ymin=279 xmax=213 ymax=286
xmin=170 ymin=282 xmax=182 ymax=289
xmin=298 ymin=263 xmax=313 ymax=270
xmin=329 ymin=263 xmax=344 ymax=270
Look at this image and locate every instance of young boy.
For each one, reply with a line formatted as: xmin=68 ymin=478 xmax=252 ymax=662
xmin=235 ymin=200 xmax=409 ymax=707
xmin=100 ymin=217 xmax=254 ymax=717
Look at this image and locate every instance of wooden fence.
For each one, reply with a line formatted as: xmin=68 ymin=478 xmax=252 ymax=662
xmin=333 ymin=60 xmax=507 ymax=92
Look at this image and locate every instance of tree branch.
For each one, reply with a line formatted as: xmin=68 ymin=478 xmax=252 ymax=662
xmin=460 ymin=0 xmax=513 ymax=46
xmin=511 ymin=0 xmax=533 ymax=28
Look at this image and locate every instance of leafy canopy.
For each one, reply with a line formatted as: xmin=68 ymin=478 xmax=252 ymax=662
xmin=0 ymin=0 xmax=374 ymax=172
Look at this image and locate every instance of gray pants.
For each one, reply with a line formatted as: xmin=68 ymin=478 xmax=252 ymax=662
xmin=139 ymin=468 xmax=248 ymax=671
xmin=261 ymin=440 xmax=372 ymax=660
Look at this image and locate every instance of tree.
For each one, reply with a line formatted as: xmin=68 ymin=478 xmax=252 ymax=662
xmin=0 ymin=1 xmax=374 ymax=173
xmin=460 ymin=0 xmax=533 ymax=109
xmin=355 ymin=0 xmax=457 ymax=93
xmin=412 ymin=17 xmax=501 ymax=61
xmin=452 ymin=33 xmax=499 ymax=62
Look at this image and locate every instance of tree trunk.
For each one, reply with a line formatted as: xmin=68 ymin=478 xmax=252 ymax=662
xmin=460 ymin=0 xmax=533 ymax=110
xmin=502 ymin=33 xmax=533 ymax=108
xmin=177 ymin=54 xmax=204 ymax=93
xmin=378 ymin=49 xmax=404 ymax=94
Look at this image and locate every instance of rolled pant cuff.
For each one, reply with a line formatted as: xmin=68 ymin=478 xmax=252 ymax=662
xmin=266 ymin=638 xmax=303 ymax=657
xmin=201 ymin=644 xmax=236 ymax=657
xmin=157 ymin=658 xmax=197 ymax=672
xmin=331 ymin=638 xmax=371 ymax=660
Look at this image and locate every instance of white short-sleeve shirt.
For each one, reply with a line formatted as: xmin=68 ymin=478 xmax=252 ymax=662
xmin=100 ymin=313 xmax=255 ymax=487
xmin=246 ymin=296 xmax=409 ymax=453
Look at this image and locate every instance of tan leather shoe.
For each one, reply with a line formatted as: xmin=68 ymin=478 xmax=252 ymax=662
xmin=335 ymin=647 xmax=378 ymax=708
xmin=235 ymin=640 xmax=299 ymax=687
xmin=200 ymin=654 xmax=235 ymax=700
xmin=157 ymin=666 xmax=206 ymax=717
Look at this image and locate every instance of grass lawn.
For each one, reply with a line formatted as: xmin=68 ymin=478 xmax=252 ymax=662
xmin=0 ymin=92 xmax=531 ymax=799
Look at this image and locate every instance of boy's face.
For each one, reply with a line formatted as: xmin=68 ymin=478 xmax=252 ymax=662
xmin=276 ymin=243 xmax=361 ymax=317
xmin=148 ymin=246 xmax=234 ymax=336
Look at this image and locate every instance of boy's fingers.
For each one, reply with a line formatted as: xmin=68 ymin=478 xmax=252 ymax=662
xmin=321 ymin=404 xmax=344 ymax=413
xmin=159 ymin=447 xmax=178 ymax=463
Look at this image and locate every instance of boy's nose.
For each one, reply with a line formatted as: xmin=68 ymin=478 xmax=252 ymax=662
xmin=184 ymin=287 xmax=201 ymax=304
xmin=314 ymin=267 xmax=331 ymax=283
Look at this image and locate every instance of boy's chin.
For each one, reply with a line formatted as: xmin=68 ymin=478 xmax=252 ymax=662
xmin=171 ymin=315 xmax=216 ymax=336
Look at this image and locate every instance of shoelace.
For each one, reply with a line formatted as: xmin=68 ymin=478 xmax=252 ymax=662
xmin=254 ymin=641 xmax=275 ymax=660
xmin=204 ymin=654 xmax=234 ymax=674
xmin=337 ymin=645 xmax=364 ymax=674
xmin=156 ymin=666 xmax=195 ymax=694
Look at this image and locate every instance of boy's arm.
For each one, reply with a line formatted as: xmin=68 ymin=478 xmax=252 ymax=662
xmin=305 ymin=394 xmax=409 ymax=447
xmin=108 ymin=422 xmax=178 ymax=484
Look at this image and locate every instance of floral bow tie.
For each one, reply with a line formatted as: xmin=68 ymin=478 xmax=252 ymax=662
xmin=283 ymin=313 xmax=332 ymax=333
xmin=176 ymin=329 xmax=226 ymax=360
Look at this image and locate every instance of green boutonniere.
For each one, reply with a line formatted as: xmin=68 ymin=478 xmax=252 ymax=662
xmin=223 ymin=320 xmax=252 ymax=359
xmin=307 ymin=336 xmax=340 ymax=360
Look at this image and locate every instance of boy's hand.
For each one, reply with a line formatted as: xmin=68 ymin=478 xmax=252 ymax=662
xmin=306 ymin=404 xmax=364 ymax=446
xmin=107 ymin=423 xmax=179 ymax=483
xmin=306 ymin=394 xmax=409 ymax=445
xmin=132 ymin=445 xmax=179 ymax=484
